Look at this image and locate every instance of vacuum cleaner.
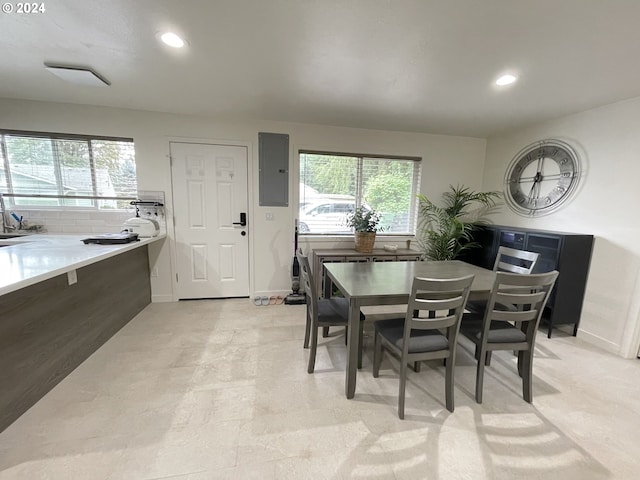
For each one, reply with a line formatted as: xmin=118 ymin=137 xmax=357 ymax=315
xmin=285 ymin=219 xmax=307 ymax=305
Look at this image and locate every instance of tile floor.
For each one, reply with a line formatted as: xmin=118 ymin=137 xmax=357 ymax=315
xmin=0 ymin=299 xmax=639 ymax=479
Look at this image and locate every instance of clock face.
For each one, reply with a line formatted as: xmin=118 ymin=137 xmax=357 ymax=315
xmin=504 ymin=139 xmax=581 ymax=216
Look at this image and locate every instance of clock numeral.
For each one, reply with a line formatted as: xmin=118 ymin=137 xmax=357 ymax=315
xmin=562 ymin=171 xmax=572 ymax=178
xmin=560 ymin=157 xmax=568 ymax=165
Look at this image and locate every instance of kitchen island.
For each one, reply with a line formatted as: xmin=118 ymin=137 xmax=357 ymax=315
xmin=0 ymin=234 xmax=165 ymax=432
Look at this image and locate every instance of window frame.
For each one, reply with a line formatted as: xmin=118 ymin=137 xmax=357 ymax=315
xmin=0 ymin=129 xmax=136 ymax=210
xmin=298 ymin=150 xmax=422 ymax=236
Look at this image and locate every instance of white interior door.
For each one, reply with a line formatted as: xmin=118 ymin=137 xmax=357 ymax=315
xmin=170 ymin=142 xmax=249 ymax=299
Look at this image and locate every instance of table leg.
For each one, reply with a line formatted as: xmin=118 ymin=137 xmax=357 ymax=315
xmin=345 ymin=299 xmax=360 ymax=399
xmin=323 ymin=273 xmax=333 ymax=338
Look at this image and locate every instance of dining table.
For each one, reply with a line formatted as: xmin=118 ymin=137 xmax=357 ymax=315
xmin=323 ymin=260 xmax=497 ymax=399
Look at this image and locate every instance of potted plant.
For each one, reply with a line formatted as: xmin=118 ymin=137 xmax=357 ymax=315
xmin=417 ymin=185 xmax=501 ymax=261
xmin=346 ymin=206 xmax=384 ymax=253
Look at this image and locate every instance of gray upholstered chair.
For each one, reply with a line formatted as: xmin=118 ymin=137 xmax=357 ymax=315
xmin=372 ymin=275 xmax=474 ymax=418
xmin=460 ymin=270 xmax=559 ymax=404
xmin=297 ymin=250 xmax=364 ymax=374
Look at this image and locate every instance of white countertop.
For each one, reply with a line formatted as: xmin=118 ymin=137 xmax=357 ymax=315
xmin=0 ymin=233 xmax=166 ymax=296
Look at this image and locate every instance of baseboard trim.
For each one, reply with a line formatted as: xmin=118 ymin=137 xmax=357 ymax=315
xmin=576 ymin=329 xmax=620 ymax=355
xmin=152 ymin=294 xmax=174 ymax=303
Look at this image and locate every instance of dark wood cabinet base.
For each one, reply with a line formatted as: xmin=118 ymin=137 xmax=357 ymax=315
xmin=0 ymin=246 xmax=151 ymax=432
xmin=463 ymin=225 xmax=593 ymax=338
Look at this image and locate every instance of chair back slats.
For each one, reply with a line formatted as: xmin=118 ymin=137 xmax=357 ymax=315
xmin=484 ymin=271 xmax=559 ymax=331
xmin=495 ymin=290 xmax=547 ymax=308
xmin=411 ymin=314 xmax=459 ymax=331
xmin=493 ymin=246 xmax=540 ymax=274
xmin=412 ymin=295 xmax=464 ymax=312
xmin=491 ymin=309 xmax=539 ymax=323
xmin=495 ymin=261 xmax=533 ymax=275
xmin=404 ymin=275 xmax=474 ymax=338
xmin=296 ymin=250 xmax=317 ymax=318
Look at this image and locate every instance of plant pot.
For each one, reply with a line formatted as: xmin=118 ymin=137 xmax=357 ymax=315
xmin=354 ymin=231 xmax=376 ymax=253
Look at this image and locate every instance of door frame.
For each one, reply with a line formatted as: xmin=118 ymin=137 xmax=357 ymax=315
xmin=167 ymin=136 xmax=254 ymax=302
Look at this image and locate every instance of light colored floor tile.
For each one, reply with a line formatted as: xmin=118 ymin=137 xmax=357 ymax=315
xmin=0 ymin=299 xmax=639 ymax=480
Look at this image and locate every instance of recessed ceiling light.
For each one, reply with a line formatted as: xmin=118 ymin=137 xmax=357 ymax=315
xmin=496 ymin=74 xmax=517 ymax=86
xmin=160 ymin=32 xmax=185 ymax=48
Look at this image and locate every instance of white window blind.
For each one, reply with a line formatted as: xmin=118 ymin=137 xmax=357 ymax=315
xmin=299 ymin=152 xmax=421 ymax=235
xmin=0 ymin=131 xmax=136 ymax=209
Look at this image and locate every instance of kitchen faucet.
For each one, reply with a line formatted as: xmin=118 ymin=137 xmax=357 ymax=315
xmin=0 ymin=192 xmax=16 ymax=233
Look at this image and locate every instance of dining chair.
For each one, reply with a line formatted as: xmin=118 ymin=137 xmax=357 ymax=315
xmin=466 ymin=246 xmax=540 ymax=315
xmin=372 ymin=275 xmax=474 ymax=418
xmin=460 ymin=270 xmax=559 ymax=404
xmin=297 ymin=250 xmax=364 ymax=374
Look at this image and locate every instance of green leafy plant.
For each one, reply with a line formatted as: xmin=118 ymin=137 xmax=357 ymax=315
xmin=346 ymin=207 xmax=385 ymax=232
xmin=417 ymin=185 xmax=501 ymax=261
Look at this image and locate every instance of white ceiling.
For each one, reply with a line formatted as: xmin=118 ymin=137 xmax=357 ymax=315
xmin=2 ymin=0 xmax=640 ymax=138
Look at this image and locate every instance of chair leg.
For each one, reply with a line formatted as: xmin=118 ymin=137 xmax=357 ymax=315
xmin=322 ymin=326 xmax=330 ymax=338
xmin=474 ymin=344 xmax=491 ymax=365
xmin=414 ymin=361 xmax=421 ymax=372
xmin=373 ymin=331 xmax=383 ymax=378
xmin=522 ymin=350 xmax=534 ymax=403
xmin=398 ymin=357 xmax=408 ymax=419
xmin=517 ymin=350 xmax=524 ymax=377
xmin=307 ymin=326 xmax=319 ymax=374
xmin=445 ymin=354 xmax=455 ymax=412
xmin=303 ymin=312 xmax=311 ymax=349
xmin=475 ymin=349 xmax=486 ymax=404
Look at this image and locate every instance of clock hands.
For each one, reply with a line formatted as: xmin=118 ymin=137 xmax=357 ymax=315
xmin=517 ymin=172 xmax=567 ymax=183
xmin=526 ymin=155 xmax=545 ymax=204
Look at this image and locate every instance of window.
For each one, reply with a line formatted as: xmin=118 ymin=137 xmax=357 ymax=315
xmin=299 ymin=152 xmax=421 ymax=235
xmin=0 ymin=130 xmax=136 ymax=209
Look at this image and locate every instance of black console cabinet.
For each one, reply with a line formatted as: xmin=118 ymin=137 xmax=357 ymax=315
xmin=463 ymin=225 xmax=594 ymax=338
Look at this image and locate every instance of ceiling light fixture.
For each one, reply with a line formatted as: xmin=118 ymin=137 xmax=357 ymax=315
xmin=44 ymin=63 xmax=110 ymax=87
xmin=496 ymin=74 xmax=517 ymax=86
xmin=160 ymin=32 xmax=185 ymax=48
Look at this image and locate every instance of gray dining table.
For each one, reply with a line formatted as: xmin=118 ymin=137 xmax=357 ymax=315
xmin=323 ymin=260 xmax=497 ymax=399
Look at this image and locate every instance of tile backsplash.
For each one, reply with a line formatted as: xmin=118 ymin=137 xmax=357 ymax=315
xmin=8 ymin=191 xmax=166 ymax=234
xmin=15 ymin=209 xmax=137 ymax=234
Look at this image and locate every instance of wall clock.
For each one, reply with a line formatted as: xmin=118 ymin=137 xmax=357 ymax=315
xmin=504 ymin=139 xmax=581 ymax=216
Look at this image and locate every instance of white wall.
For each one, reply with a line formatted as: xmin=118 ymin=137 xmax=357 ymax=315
xmin=0 ymin=98 xmax=487 ymax=303
xmin=483 ymin=96 xmax=640 ymax=357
